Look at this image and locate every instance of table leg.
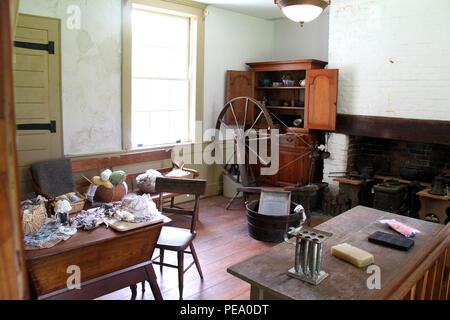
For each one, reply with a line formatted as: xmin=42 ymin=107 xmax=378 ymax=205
xmin=144 ymin=263 xmax=163 ymax=300
xmin=130 ymin=284 xmax=137 ymax=296
xmin=250 ymin=285 xmax=263 ymax=300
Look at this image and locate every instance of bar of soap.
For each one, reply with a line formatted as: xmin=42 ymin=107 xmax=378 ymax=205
xmin=331 ymin=243 xmax=374 ymax=268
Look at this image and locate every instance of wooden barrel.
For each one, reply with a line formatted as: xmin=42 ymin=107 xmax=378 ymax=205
xmin=246 ymin=200 xmax=301 ymax=243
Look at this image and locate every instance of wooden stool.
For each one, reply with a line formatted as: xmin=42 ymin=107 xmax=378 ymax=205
xmin=416 ymin=189 xmax=449 ymax=224
xmin=333 ymin=177 xmax=364 ymax=208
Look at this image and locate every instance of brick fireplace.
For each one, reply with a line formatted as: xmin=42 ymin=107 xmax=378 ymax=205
xmin=323 ymin=116 xmax=450 ymax=193
xmin=322 ymin=117 xmax=450 ymax=222
xmin=346 ymin=136 xmax=450 ymax=180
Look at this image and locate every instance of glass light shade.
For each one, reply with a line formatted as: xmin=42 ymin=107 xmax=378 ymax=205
xmin=281 ymin=4 xmax=324 ymax=23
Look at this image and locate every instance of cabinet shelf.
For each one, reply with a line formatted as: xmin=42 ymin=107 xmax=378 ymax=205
xmin=256 ymin=86 xmax=306 ymax=90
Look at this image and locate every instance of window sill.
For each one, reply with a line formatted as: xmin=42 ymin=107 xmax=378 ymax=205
xmin=127 ymin=141 xmax=194 ymax=153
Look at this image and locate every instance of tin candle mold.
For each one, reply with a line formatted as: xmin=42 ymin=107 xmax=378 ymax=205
xmin=286 ymin=226 xmax=332 ymax=285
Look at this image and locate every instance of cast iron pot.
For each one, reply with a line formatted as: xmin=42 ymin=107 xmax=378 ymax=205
xmin=400 ymin=166 xmax=419 ymax=181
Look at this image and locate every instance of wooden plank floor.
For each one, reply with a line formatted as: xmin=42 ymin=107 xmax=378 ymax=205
xmin=97 ymin=195 xmax=325 ymax=300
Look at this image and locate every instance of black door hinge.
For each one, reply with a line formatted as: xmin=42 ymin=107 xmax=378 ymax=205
xmin=17 ymin=120 xmax=56 ymax=133
xmin=13 ymin=40 xmax=55 ymax=54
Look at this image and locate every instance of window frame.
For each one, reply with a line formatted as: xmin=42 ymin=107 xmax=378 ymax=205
xmin=122 ymin=0 xmax=205 ymax=151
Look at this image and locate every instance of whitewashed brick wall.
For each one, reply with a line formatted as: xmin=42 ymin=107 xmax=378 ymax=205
xmin=324 ymin=0 xmax=450 ymax=190
xmin=323 ymin=133 xmax=349 ymax=193
xmin=328 ymin=0 xmax=450 ymax=120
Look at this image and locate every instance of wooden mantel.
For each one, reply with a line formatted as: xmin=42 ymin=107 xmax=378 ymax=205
xmin=336 ymin=114 xmax=450 ymax=145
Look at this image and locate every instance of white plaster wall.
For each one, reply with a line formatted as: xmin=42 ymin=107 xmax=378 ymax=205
xmin=203 ymin=6 xmax=275 ymax=132
xmin=329 ymin=0 xmax=450 ymax=120
xmin=19 ymin=0 xmax=123 ymax=156
xmin=272 ymin=13 xmax=329 ymax=62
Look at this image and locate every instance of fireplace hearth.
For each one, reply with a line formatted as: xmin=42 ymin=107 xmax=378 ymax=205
xmin=324 ymin=133 xmax=449 ymax=222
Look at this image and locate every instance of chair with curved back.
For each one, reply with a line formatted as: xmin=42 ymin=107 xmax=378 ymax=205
xmin=143 ymin=177 xmax=207 ymax=300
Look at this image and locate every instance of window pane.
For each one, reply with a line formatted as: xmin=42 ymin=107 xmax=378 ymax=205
xmin=169 ymin=110 xmax=188 ymax=142
xmin=132 ymin=10 xmax=168 ymax=47
xmin=132 ymin=79 xmax=150 ymax=112
xmin=170 ymin=80 xmax=188 ymax=110
xmin=149 ymin=80 xmax=170 ymax=111
xmin=167 ymin=48 xmax=188 ymax=79
xmin=132 ymin=111 xmax=151 ymax=146
xmin=149 ymin=111 xmax=170 ymax=145
xmin=168 ymin=17 xmax=189 ymax=49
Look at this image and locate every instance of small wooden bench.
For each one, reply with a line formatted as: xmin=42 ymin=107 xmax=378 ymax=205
xmin=30 ymin=149 xmax=199 ymax=208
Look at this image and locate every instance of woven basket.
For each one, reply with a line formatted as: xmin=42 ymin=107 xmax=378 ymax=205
xmin=166 ymin=172 xmax=191 ymax=179
xmin=22 ymin=201 xmax=48 ymax=235
xmin=68 ymin=192 xmax=86 ymax=214
xmin=166 ymin=161 xmax=193 ymax=179
xmin=95 ymin=183 xmax=127 ymax=203
xmin=165 ymin=169 xmax=192 ymax=179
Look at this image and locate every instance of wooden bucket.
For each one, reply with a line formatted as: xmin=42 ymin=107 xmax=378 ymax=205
xmin=246 ymin=200 xmax=301 ymax=243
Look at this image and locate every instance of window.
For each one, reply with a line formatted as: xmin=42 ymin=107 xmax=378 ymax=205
xmin=131 ymin=5 xmax=196 ymax=148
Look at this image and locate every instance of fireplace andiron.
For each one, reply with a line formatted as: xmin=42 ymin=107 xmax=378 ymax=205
xmin=286 ymin=226 xmax=332 ymax=285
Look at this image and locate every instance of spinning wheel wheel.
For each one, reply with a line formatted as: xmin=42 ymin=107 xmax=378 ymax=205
xmin=214 ymin=96 xmax=274 ymax=187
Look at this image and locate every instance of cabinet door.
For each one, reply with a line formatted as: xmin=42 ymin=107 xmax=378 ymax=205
xmin=225 ymin=71 xmax=254 ymax=125
xmin=306 ymin=69 xmax=338 ymax=131
xmin=275 ymin=149 xmax=306 ymax=186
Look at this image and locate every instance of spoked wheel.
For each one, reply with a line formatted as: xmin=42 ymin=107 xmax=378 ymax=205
xmin=214 ymin=97 xmax=275 ymax=187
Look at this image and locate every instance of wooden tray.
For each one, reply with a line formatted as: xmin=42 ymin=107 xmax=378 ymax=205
xmin=104 ymin=216 xmax=165 ymax=232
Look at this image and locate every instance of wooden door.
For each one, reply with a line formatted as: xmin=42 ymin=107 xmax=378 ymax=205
xmin=305 ymin=69 xmax=338 ymax=131
xmin=14 ymin=14 xmax=62 ymax=194
xmin=225 ymin=71 xmax=254 ymax=125
xmin=0 ymin=0 xmax=28 ymax=300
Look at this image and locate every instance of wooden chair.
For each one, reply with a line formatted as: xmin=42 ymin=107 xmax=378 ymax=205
xmin=144 ymin=177 xmax=207 ymax=300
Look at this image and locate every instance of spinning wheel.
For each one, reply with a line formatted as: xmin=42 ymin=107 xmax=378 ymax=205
xmin=214 ymin=97 xmax=331 ymax=211
xmin=215 ymin=97 xmax=327 ymax=186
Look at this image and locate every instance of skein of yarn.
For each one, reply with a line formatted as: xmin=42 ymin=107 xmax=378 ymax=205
xmin=100 ymin=169 xmax=112 ymax=182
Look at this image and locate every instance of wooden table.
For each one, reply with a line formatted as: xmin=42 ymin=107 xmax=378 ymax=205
xmin=25 ymin=216 xmax=171 ymax=300
xmin=416 ymin=189 xmax=449 ymax=224
xmin=228 ymin=206 xmax=446 ymax=300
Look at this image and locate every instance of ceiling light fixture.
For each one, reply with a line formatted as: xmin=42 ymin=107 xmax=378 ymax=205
xmin=275 ymin=0 xmax=329 ymax=27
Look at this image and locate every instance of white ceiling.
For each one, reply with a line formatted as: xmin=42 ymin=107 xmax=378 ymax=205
xmin=194 ymin=0 xmax=285 ymax=20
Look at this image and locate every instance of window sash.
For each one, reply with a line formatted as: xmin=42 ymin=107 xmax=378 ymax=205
xmin=131 ymin=6 xmax=193 ymax=148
